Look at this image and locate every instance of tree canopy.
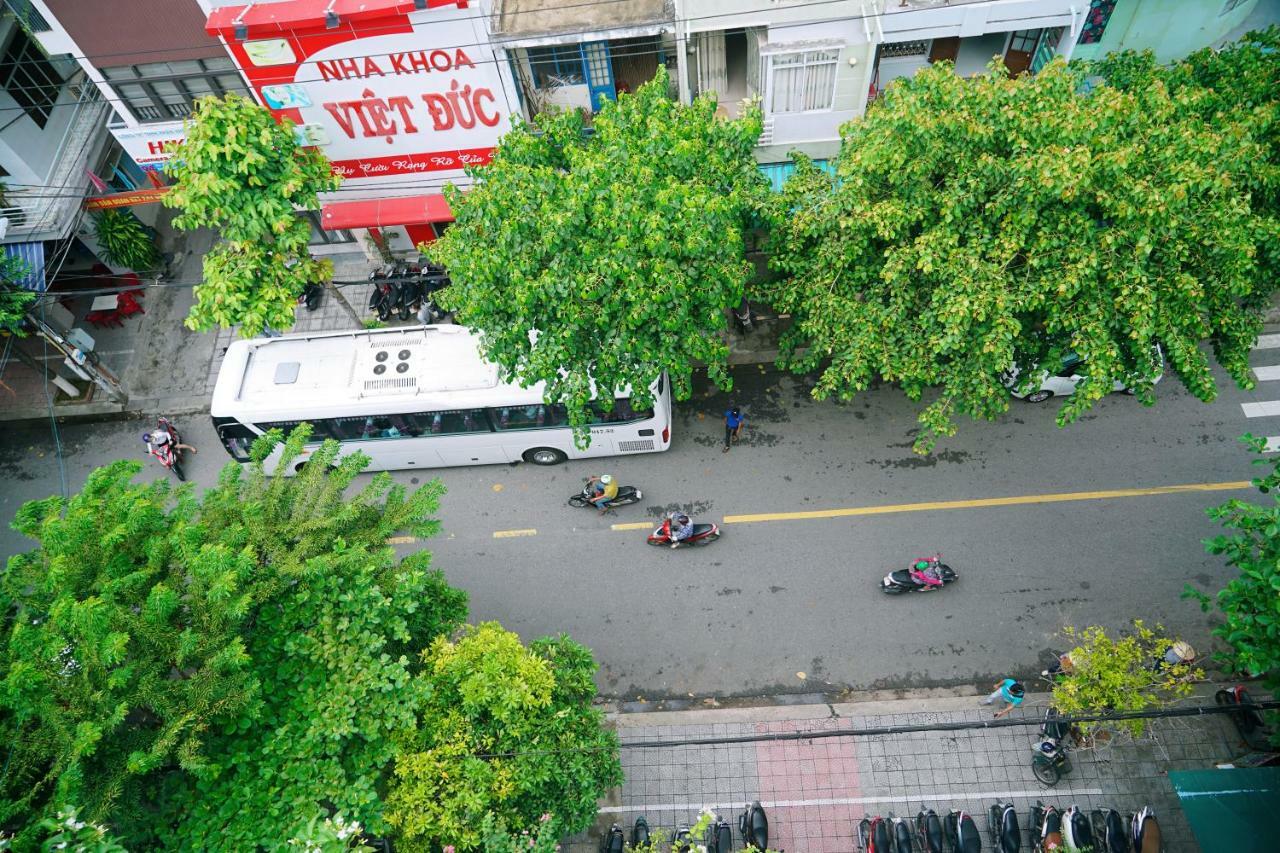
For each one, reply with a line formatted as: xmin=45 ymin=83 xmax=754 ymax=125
xmin=0 ymin=256 xmax=34 ymax=335
xmin=427 ymin=67 xmax=767 ymax=444
xmin=766 ymin=57 xmax=1276 ymax=452
xmin=164 ymin=94 xmax=340 ymax=337
xmin=0 ymin=427 xmax=466 ymax=848
xmin=386 ymin=624 xmax=622 ymax=851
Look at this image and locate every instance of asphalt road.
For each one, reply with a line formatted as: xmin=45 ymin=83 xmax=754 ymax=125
xmin=2 ymin=350 xmax=1274 ymax=700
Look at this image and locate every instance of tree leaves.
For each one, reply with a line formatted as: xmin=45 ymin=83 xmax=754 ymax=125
xmin=767 ymin=54 xmax=1277 ymax=453
xmin=428 ymin=67 xmax=767 ymax=446
xmin=163 ymin=95 xmax=342 ymax=337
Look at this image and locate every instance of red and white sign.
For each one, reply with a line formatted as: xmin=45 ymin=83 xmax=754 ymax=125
xmin=108 ymin=121 xmax=186 ymax=171
xmin=209 ymin=0 xmax=515 ymax=184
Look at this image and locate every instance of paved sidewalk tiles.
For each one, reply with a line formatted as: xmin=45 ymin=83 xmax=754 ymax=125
xmin=565 ymin=694 xmax=1242 ymax=852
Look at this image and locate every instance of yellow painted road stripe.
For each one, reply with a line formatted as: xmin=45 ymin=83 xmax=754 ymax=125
xmin=493 ymin=528 xmax=538 ymax=538
xmin=387 ymin=535 xmax=416 ymax=544
xmin=722 ymin=481 xmax=1253 ymax=525
xmin=611 ymin=522 xmax=654 ymax=531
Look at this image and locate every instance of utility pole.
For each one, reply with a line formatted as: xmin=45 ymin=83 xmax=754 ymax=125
xmin=26 ymin=311 xmax=128 ymax=404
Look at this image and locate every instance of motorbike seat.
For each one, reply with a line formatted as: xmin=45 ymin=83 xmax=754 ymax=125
xmin=1042 ymin=811 xmax=1062 ymax=835
xmin=1104 ymin=810 xmax=1129 ymax=853
xmin=889 ymin=569 xmax=917 ymax=585
xmin=1000 ymin=808 xmax=1021 ymax=852
xmin=957 ymin=814 xmax=981 ymax=853
xmin=894 ymin=820 xmax=914 ymax=851
xmin=1068 ymin=812 xmax=1091 ymax=847
xmin=692 ymin=523 xmax=715 ymax=536
xmin=921 ymin=812 xmax=944 ymax=850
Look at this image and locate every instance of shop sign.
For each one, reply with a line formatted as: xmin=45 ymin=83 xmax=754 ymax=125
xmin=108 ymin=122 xmax=185 ymax=171
xmin=84 ymin=188 xmax=170 ymax=210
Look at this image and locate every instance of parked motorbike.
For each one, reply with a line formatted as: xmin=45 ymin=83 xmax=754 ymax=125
xmin=1030 ymin=802 xmax=1064 ymax=853
xmin=738 ymin=800 xmax=769 ymax=850
xmin=647 ymin=516 xmax=721 ymax=547
xmin=915 ymin=808 xmax=946 ymax=853
xmin=857 ymin=815 xmax=892 ymax=853
xmin=299 ymin=281 xmax=323 ymax=311
xmin=1089 ymin=808 xmax=1131 ymax=853
xmin=630 ymin=816 xmax=650 ymax=847
xmin=943 ymin=810 xmax=981 ymax=853
xmin=880 ymin=554 xmax=958 ymax=594
xmin=1062 ymin=806 xmax=1094 ymax=851
xmin=1215 ymin=684 xmax=1274 ymax=750
xmin=392 ymin=261 xmax=422 ymax=321
xmin=568 ymin=479 xmax=642 ymax=511
xmin=367 ymin=267 xmax=399 ymax=322
xmin=143 ymin=416 xmax=186 ymax=481
xmin=890 ymin=814 xmax=916 ymax=852
xmin=1032 ymin=709 xmax=1074 ymax=786
xmin=672 ymin=824 xmax=694 ymax=852
xmin=987 ymin=801 xmax=1021 ymax=853
xmin=704 ymin=815 xmax=733 ymax=853
xmin=599 ymin=823 xmax=624 ymax=853
xmin=1130 ymin=807 xmax=1160 ymax=853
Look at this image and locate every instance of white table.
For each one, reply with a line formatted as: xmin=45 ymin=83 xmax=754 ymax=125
xmin=89 ymin=294 xmax=119 ymax=312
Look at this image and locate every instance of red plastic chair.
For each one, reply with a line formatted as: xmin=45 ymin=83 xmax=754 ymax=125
xmin=118 ymin=292 xmax=144 ymax=317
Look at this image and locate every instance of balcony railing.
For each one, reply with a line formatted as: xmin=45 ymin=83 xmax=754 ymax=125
xmin=2 ymin=0 xmax=51 ymax=32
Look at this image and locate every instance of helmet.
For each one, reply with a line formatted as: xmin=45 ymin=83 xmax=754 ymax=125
xmin=915 ymin=560 xmax=930 ymax=570
xmin=677 ymin=513 xmax=690 ymax=524
xmin=600 ymin=474 xmax=613 ymax=485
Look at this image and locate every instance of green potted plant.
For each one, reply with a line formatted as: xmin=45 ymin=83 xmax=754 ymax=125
xmin=92 ymin=208 xmax=160 ymax=271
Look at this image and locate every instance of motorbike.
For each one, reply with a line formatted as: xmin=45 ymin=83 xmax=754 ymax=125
xmin=1032 ymin=709 xmax=1074 ymax=786
xmin=704 ymin=815 xmax=733 ymax=853
xmin=738 ymin=800 xmax=769 ymax=850
xmin=298 ymin=281 xmax=323 ymax=311
xmin=1089 ymin=808 xmax=1131 ymax=853
xmin=880 ymin=554 xmax=958 ymax=594
xmin=890 ymin=814 xmax=916 ymax=852
xmin=568 ymin=479 xmax=643 ymax=511
xmin=1030 ymin=802 xmax=1064 ymax=853
xmin=367 ymin=267 xmax=399 ymax=322
xmin=143 ymin=416 xmax=186 ymax=481
xmin=1215 ymin=684 xmax=1274 ymax=750
xmin=857 ymin=815 xmax=892 ymax=853
xmin=915 ymin=808 xmax=946 ymax=853
xmin=1130 ymin=807 xmax=1160 ymax=853
xmin=672 ymin=824 xmax=694 ymax=852
xmin=1062 ymin=806 xmax=1094 ymax=851
xmin=630 ymin=816 xmax=650 ymax=848
xmin=599 ymin=823 xmax=624 ymax=853
xmin=391 ymin=261 xmax=422 ymax=321
xmin=944 ymin=810 xmax=981 ymax=853
xmin=647 ymin=516 xmax=721 ymax=547
xmin=987 ymin=801 xmax=1021 ymax=853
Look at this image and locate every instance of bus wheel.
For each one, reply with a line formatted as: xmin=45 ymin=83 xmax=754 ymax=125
xmin=524 ymin=447 xmax=567 ymax=466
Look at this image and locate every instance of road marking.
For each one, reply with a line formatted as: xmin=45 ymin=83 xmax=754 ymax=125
xmin=611 ymin=521 xmax=653 ymax=531
xmin=493 ymin=528 xmax=537 ymax=538
xmin=1255 ymin=365 xmax=1280 ymax=382
xmin=599 ymin=787 xmax=1105 ymax=814
xmin=1256 ymin=334 xmax=1280 ymax=350
xmin=387 ymin=535 xmax=415 ymax=544
xmin=1241 ymin=400 xmax=1280 ymax=418
xmin=722 ymin=481 xmax=1252 ymax=525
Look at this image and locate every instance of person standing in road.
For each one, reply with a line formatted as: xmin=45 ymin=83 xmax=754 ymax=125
xmin=723 ymin=406 xmax=745 ymax=453
xmin=981 ymin=679 xmax=1025 ymax=718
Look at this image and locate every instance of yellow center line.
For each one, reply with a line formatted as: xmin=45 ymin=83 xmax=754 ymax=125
xmin=493 ymin=528 xmax=538 ymax=538
xmin=611 ymin=521 xmax=654 ymax=531
xmin=721 ymin=481 xmax=1253 ymax=525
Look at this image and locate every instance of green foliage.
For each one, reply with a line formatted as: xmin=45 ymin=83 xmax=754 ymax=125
xmin=0 ymin=427 xmax=466 ymax=848
xmin=164 ymin=95 xmax=340 ymax=336
xmin=766 ymin=58 xmax=1274 ymax=453
xmin=1 ymin=255 xmax=35 ymax=335
xmin=1194 ymin=434 xmax=1280 ymax=723
xmin=386 ymin=624 xmax=622 ymax=852
xmin=427 ymin=66 xmax=767 ymax=447
xmin=90 ymin=210 xmax=159 ymax=272
xmin=0 ymin=805 xmax=128 ymax=853
xmin=286 ymin=814 xmax=375 ymax=853
xmin=1050 ymin=621 xmax=1200 ymax=738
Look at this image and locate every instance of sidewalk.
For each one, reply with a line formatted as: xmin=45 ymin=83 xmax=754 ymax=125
xmin=564 ymin=689 xmax=1249 ymax=852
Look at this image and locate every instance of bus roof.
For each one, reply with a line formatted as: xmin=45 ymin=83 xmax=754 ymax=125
xmin=210 ymin=326 xmax=549 ymax=420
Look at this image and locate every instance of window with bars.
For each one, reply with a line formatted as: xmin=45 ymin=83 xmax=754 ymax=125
xmin=102 ymin=58 xmax=250 ymax=123
xmin=527 ymin=45 xmax=585 ymax=88
xmin=0 ymin=25 xmax=63 ymax=128
xmin=770 ymin=50 xmax=838 ymax=114
xmin=299 ymin=211 xmax=355 ymax=246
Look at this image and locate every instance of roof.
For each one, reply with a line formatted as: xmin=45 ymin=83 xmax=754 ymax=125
xmin=494 ymin=0 xmax=669 ymax=37
xmin=211 ymin=326 xmax=549 ymax=420
xmin=321 ymin=194 xmax=454 ymax=230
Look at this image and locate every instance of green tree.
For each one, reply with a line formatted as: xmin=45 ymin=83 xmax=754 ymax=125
xmin=0 ymin=805 xmax=128 ymax=853
xmin=1049 ymin=621 xmax=1200 ymax=738
xmin=0 ymin=427 xmax=466 ymax=848
xmin=1 ymin=255 xmax=35 ymax=335
xmin=164 ymin=94 xmax=340 ymax=336
xmin=386 ymin=623 xmax=622 ymax=852
xmin=766 ymin=58 xmax=1276 ymax=453
xmin=427 ymin=67 xmax=767 ymax=445
xmin=1191 ymin=435 xmax=1280 ymax=723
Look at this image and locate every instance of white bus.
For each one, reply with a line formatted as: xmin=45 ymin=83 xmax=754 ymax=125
xmin=209 ymin=325 xmax=672 ymax=472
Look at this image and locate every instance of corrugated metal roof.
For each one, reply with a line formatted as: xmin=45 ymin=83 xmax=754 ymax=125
xmin=757 ymin=159 xmax=835 ymax=193
xmin=2 ymin=241 xmax=46 ymax=292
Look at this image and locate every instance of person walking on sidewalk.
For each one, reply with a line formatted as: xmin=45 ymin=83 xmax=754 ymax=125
xmin=981 ymin=679 xmax=1025 ymax=719
xmin=723 ymin=406 xmax=745 ymax=453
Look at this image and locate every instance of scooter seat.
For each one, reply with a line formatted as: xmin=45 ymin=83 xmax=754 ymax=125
xmin=1000 ymin=809 xmax=1021 ymax=852
xmin=692 ymin=523 xmax=715 ymax=536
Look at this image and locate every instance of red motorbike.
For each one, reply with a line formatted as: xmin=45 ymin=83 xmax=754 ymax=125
xmin=143 ymin=416 xmax=186 ymax=481
xmin=646 ymin=516 xmax=720 ymax=547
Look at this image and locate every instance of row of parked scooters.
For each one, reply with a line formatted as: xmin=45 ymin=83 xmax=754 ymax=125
xmin=859 ymin=802 xmax=1161 ymax=853
xmin=601 ymin=801 xmax=770 ymax=851
xmin=367 ymin=261 xmax=452 ymax=323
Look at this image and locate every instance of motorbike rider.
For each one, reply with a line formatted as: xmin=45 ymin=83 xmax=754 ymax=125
xmin=144 ymin=420 xmax=196 ymax=465
xmin=669 ymin=512 xmax=693 ymax=549
xmin=585 ymin=474 xmax=619 ymax=514
xmin=908 ymin=557 xmax=944 ymax=589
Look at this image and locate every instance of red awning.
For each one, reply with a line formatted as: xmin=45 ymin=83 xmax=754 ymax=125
xmin=321 ymin=194 xmax=454 ymax=230
xmin=207 ymin=1 xmax=459 ymax=35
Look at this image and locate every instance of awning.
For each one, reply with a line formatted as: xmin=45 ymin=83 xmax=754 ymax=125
xmin=1170 ymin=767 xmax=1280 ymax=852
xmin=2 ymin=241 xmax=47 ymax=292
xmin=320 ymin=195 xmax=454 ymax=231
xmin=206 ymin=1 xmax=435 ymax=36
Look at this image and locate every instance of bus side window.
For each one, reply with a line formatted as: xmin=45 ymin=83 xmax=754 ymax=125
xmin=410 ymin=409 xmax=489 ymax=434
xmin=494 ymin=405 xmax=545 ymax=430
xmin=216 ymin=420 xmax=260 ymax=462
